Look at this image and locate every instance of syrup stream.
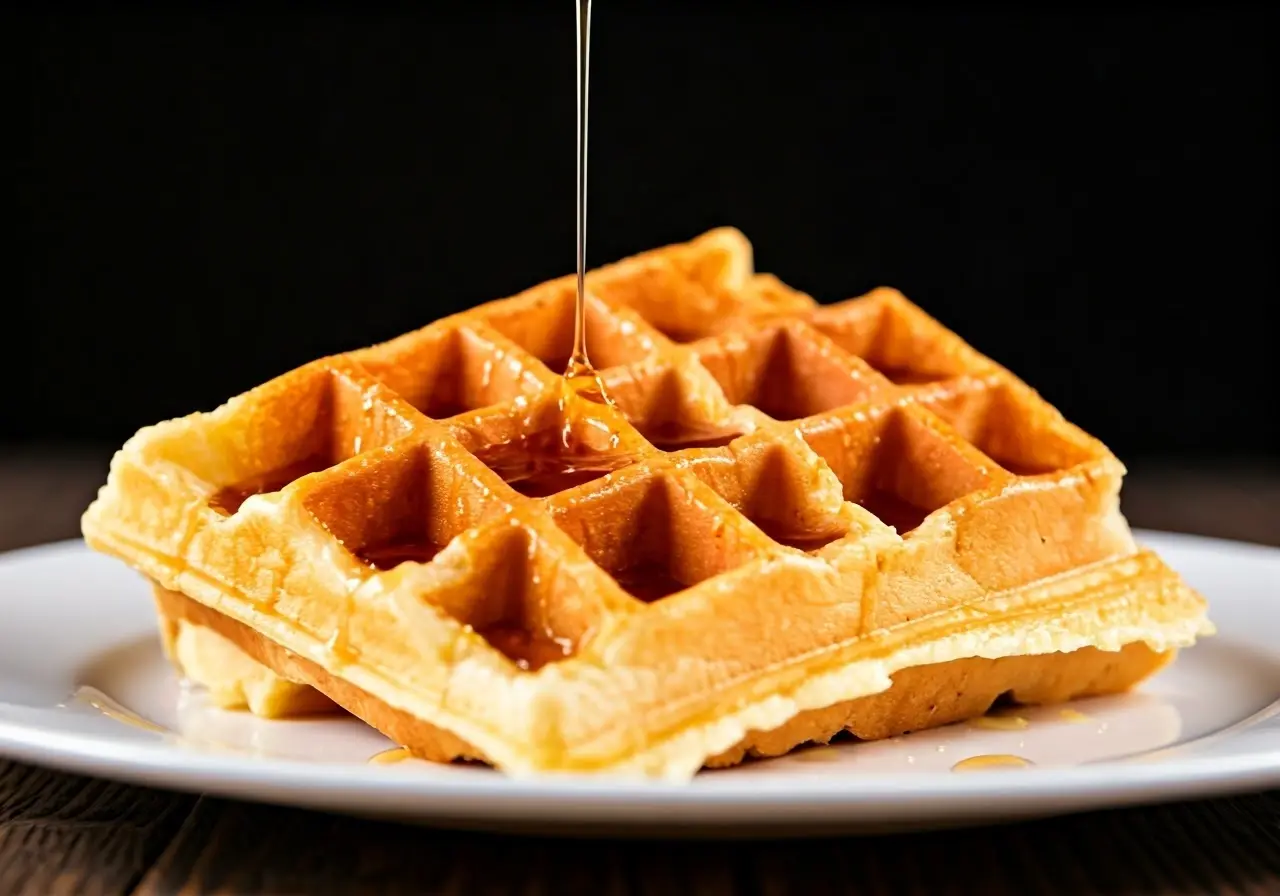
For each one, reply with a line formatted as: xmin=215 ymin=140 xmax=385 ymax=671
xmin=565 ymin=0 xmax=611 ymax=404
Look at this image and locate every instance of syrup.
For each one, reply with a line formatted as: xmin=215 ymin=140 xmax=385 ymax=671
xmin=324 ymin=612 xmax=359 ymax=665
xmin=951 ymin=754 xmax=1032 ymax=772
xmin=73 ymin=686 xmax=167 ymax=734
xmin=969 ymin=713 xmax=1029 ymax=732
xmin=793 ymin=745 xmax=844 ymax=763
xmin=473 ymin=423 xmax=634 ymax=498
xmin=1059 ymin=708 xmax=1091 ymax=724
xmin=566 ymin=369 xmax=612 ymax=406
xmin=508 ymin=463 xmax=620 ymax=498
xmin=209 ymin=455 xmax=329 ymax=515
xmin=369 ymin=747 xmax=414 ymax=765
xmin=357 ymin=539 xmax=446 ymax=571
xmin=478 ymin=448 xmax=632 ymax=498
xmin=477 ymin=624 xmax=573 ymax=671
xmin=563 ymin=0 xmax=612 ymax=407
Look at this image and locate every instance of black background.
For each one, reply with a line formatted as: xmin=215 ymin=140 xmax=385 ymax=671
xmin=13 ymin=4 xmax=1276 ymax=465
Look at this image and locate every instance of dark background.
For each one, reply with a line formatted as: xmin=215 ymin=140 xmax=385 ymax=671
xmin=13 ymin=4 xmax=1276 ymax=466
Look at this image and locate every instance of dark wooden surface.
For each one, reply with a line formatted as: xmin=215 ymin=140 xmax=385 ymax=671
xmin=2 ymin=450 xmax=1279 ymax=896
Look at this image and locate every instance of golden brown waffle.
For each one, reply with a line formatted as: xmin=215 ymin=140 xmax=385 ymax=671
xmin=82 ymin=228 xmax=1212 ymax=778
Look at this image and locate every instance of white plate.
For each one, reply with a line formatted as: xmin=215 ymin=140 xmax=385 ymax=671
xmin=1 ymin=531 xmax=1277 ymax=835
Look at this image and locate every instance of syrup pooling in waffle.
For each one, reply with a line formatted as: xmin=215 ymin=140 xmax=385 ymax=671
xmin=81 ymin=228 xmax=1212 ymax=778
xmin=449 ymin=387 xmax=652 ymax=500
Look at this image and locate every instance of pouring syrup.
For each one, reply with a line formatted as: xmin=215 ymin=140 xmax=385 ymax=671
xmin=564 ymin=0 xmax=611 ymax=406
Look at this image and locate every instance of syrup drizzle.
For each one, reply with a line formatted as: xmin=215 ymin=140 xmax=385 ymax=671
xmin=565 ymin=0 xmax=611 ymax=406
xmin=474 ymin=434 xmax=632 ymax=498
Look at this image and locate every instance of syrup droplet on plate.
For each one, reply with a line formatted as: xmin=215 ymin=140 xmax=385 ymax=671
xmin=793 ymin=746 xmax=844 ymax=763
xmin=369 ymin=747 xmax=414 ymax=765
xmin=951 ymin=754 xmax=1033 ymax=772
xmin=1059 ymin=708 xmax=1091 ymax=723
xmin=969 ymin=714 xmax=1029 ymax=731
xmin=73 ymin=686 xmax=167 ymax=734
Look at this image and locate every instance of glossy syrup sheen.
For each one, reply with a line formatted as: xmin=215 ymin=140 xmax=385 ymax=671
xmin=518 ymin=462 xmax=626 ymax=498
xmin=951 ymin=754 xmax=1032 ymax=772
xmin=368 ymin=747 xmax=414 ymax=765
xmin=73 ymin=686 xmax=167 ymax=734
xmin=473 ymin=428 xmax=636 ymax=499
xmin=565 ymin=368 xmax=612 ymax=406
xmin=793 ymin=745 xmax=844 ymax=763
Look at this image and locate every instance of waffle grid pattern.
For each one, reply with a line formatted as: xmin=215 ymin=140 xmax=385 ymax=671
xmin=83 ymin=228 xmax=1207 ymax=776
xmin=205 ymin=233 xmax=1105 ymax=667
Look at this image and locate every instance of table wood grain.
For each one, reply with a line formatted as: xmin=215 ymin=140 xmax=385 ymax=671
xmin=2 ymin=450 xmax=1278 ymax=895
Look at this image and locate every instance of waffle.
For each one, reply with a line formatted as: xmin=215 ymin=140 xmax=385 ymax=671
xmin=81 ymin=228 xmax=1212 ymax=778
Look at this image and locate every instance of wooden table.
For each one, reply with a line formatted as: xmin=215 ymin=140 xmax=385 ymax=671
xmin=3 ymin=451 xmax=1279 ymax=895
